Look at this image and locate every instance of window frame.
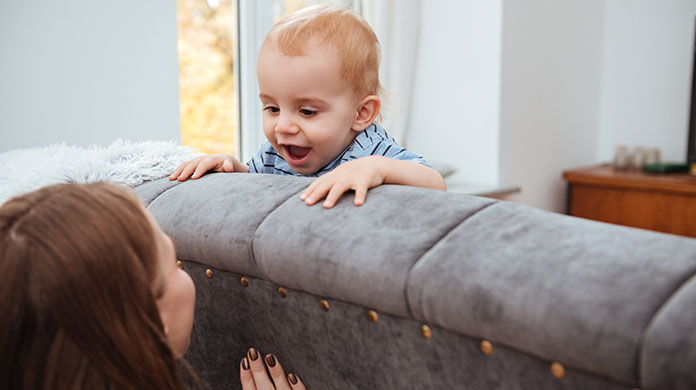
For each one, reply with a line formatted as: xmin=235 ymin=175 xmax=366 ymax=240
xmin=236 ymin=0 xmax=274 ymax=161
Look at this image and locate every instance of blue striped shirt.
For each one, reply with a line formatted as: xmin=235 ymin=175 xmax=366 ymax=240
xmin=246 ymin=122 xmax=429 ymax=177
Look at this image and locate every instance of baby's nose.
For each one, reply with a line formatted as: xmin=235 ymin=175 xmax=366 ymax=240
xmin=275 ymin=114 xmax=300 ymax=134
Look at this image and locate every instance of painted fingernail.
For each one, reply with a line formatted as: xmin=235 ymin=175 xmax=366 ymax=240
xmin=249 ymin=347 xmax=258 ymax=361
xmin=288 ymin=373 xmax=298 ymax=384
xmin=265 ymin=354 xmax=276 ymax=367
xmin=242 ymin=357 xmax=250 ymax=370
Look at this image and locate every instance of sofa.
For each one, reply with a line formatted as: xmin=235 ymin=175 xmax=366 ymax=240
xmin=134 ymin=173 xmax=696 ymax=390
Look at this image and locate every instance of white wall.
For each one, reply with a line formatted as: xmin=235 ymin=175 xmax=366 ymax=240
xmin=3 ymin=1 xmax=694 ymax=213
xmin=407 ymin=0 xmax=696 ymax=212
xmin=406 ymin=0 xmax=502 ymax=184
xmin=499 ymin=0 xmax=606 ymax=212
xmin=598 ymin=0 xmax=696 ymax=162
xmin=0 ymin=0 xmax=180 ymax=153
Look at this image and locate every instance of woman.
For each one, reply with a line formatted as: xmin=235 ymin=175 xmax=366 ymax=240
xmin=0 ymin=182 xmax=305 ymax=389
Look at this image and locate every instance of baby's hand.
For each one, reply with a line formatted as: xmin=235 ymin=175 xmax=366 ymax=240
xmin=169 ymin=154 xmax=246 ymax=181
xmin=301 ymin=156 xmax=386 ymax=208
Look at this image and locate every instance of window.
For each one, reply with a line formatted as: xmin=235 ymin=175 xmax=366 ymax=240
xmin=177 ymin=0 xmax=238 ymax=155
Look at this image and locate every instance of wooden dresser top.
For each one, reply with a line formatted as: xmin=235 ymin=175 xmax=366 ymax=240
xmin=563 ymin=164 xmax=696 ymax=195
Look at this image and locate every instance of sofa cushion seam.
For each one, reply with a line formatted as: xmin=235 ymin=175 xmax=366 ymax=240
xmin=404 ymin=200 xmax=498 ymax=318
xmin=143 ymin=181 xmax=180 ymax=208
xmin=248 ymin=188 xmax=308 ymax=281
xmin=635 ymin=265 xmax=696 ymax=387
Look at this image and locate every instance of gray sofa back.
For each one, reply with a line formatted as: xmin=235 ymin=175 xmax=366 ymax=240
xmin=136 ymin=173 xmax=696 ymax=390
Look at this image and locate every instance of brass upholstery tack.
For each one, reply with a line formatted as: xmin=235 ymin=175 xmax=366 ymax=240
xmin=320 ymin=299 xmax=330 ymax=311
xmin=550 ymin=362 xmax=565 ymax=379
xmin=480 ymin=340 xmax=493 ymax=355
xmin=421 ymin=324 xmax=432 ymax=339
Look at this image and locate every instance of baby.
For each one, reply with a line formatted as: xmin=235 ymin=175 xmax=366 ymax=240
xmin=171 ymin=5 xmax=446 ymax=208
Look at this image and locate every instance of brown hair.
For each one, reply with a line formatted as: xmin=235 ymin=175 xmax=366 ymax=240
xmin=0 ymin=182 xmax=185 ymax=389
xmin=262 ymin=4 xmax=384 ymax=98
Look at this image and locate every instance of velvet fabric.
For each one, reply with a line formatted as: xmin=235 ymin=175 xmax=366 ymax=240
xmin=408 ymin=202 xmax=696 ymax=385
xmin=136 ymin=174 xmax=696 ymax=389
xmin=641 ymin=274 xmax=696 ymax=389
xmin=145 ymin=174 xmax=310 ymax=278
xmin=183 ymin=263 xmax=633 ymax=390
xmin=253 ymin=184 xmax=494 ymax=317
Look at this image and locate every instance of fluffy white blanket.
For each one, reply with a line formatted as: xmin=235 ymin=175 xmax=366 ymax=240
xmin=0 ymin=140 xmax=202 ymax=205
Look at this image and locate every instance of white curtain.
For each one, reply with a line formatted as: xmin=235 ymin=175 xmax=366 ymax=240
xmin=362 ymin=0 xmax=422 ymax=147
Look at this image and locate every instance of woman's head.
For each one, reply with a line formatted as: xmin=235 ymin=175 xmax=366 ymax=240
xmin=0 ymin=182 xmax=195 ymax=389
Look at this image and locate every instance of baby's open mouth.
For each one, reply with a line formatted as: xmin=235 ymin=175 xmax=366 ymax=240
xmin=287 ymin=145 xmax=311 ymax=160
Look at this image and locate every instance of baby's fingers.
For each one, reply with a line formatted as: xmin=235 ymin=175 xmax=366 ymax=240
xmin=322 ymin=182 xmax=351 ymax=209
xmin=191 ymin=158 xmax=218 ymax=179
xmin=302 ymin=179 xmax=333 ymax=206
xmin=169 ymin=161 xmax=190 ymax=180
xmin=176 ymin=162 xmax=200 ymax=182
xmin=353 ymin=183 xmax=368 ymax=206
xmin=300 ymin=180 xmax=319 ymax=202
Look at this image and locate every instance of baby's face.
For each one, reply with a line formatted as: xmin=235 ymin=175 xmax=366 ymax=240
xmin=257 ymin=42 xmax=364 ymax=174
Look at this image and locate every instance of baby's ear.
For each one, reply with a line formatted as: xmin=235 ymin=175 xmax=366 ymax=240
xmin=352 ymin=95 xmax=381 ymax=131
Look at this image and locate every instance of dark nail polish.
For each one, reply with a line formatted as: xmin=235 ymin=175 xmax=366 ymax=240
xmin=288 ymin=373 xmax=298 ymax=385
xmin=265 ymin=354 xmax=276 ymax=367
xmin=249 ymin=347 xmax=259 ymax=361
xmin=242 ymin=357 xmax=249 ymax=370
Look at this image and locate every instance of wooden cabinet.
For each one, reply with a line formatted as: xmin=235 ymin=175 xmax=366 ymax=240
xmin=563 ymin=164 xmax=696 ymax=238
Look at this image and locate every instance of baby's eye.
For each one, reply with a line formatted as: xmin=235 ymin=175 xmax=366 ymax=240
xmin=299 ymin=108 xmax=316 ymax=117
xmin=264 ymin=106 xmax=279 ymax=113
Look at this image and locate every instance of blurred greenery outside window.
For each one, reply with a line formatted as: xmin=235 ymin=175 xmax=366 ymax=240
xmin=176 ymin=0 xmax=357 ymax=156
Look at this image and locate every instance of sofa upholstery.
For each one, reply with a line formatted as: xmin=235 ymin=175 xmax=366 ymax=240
xmin=135 ymin=173 xmax=696 ymax=390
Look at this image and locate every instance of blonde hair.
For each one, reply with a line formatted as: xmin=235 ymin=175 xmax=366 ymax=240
xmin=262 ymin=5 xmax=383 ymax=98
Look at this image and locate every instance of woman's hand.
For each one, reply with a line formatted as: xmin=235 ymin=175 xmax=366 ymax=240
xmin=240 ymin=347 xmax=306 ymax=390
